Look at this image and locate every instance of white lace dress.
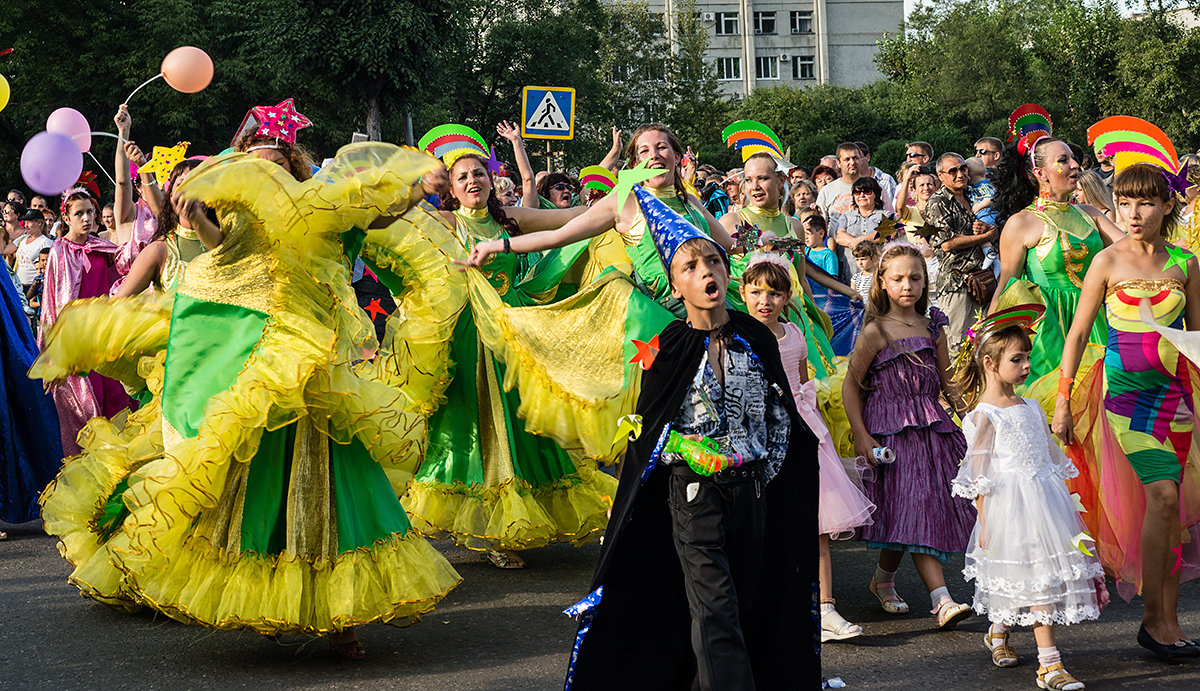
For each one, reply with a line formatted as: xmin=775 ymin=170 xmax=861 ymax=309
xmin=952 ymin=398 xmax=1103 ymax=626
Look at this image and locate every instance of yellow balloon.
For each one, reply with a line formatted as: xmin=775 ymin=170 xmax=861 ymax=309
xmin=0 ymin=74 xmax=9 ymax=113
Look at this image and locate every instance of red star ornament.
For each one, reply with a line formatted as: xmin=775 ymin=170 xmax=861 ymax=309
xmin=364 ymin=298 xmax=390 ymax=321
xmin=629 ymin=335 xmax=660 ymax=371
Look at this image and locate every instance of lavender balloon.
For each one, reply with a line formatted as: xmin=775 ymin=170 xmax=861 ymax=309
xmin=21 ymin=132 xmax=84 ymax=195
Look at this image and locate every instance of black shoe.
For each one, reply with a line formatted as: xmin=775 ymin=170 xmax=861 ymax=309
xmin=1138 ymin=625 xmax=1197 ymax=659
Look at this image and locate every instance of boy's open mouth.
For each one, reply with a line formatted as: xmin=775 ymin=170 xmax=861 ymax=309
xmin=704 ymin=281 xmax=719 ymax=298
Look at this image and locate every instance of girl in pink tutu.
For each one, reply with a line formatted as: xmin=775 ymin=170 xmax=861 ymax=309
xmin=842 ymin=242 xmax=977 ymax=629
xmin=740 ymin=254 xmax=875 ymax=642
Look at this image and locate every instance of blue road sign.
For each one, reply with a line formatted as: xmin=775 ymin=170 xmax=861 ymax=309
xmin=521 ymin=86 xmax=575 ymax=140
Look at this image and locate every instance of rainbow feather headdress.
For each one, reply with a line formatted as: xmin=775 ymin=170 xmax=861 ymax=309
xmin=1087 ymin=116 xmax=1190 ymax=195
xmin=722 ymin=120 xmax=794 ymax=171
xmin=1007 ymin=104 xmax=1053 ymax=157
xmin=418 ymin=124 xmax=505 ymax=173
xmin=579 ymin=165 xmax=616 ymax=195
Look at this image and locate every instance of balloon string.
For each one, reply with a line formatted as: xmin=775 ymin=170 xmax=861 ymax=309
xmin=73 ymin=131 xmax=127 ymax=143
xmin=123 ymin=73 xmax=163 ymax=105
xmin=86 ymin=152 xmax=117 ymax=186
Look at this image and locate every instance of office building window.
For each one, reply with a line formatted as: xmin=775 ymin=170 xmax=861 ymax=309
xmin=755 ymin=56 xmax=779 ymax=80
xmin=717 ymin=57 xmax=742 ymax=81
xmin=715 ymin=12 xmax=739 ymax=35
xmin=793 ymin=54 xmax=815 ymax=80
xmin=790 ymin=10 xmax=814 ymax=34
xmin=753 ymin=12 xmax=776 ymax=35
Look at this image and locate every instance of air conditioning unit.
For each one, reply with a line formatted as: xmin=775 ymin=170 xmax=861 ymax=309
xmin=779 ymin=53 xmax=791 ymax=61
xmin=702 ymin=12 xmax=715 ymax=21
xmin=791 ymin=28 xmax=801 ymax=34
xmin=754 ymin=29 xmax=762 ymax=34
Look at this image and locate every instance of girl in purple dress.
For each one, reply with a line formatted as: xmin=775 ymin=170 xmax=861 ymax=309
xmin=842 ymin=242 xmax=976 ymax=629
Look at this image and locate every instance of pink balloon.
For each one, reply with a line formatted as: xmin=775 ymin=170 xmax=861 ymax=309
xmin=46 ymin=107 xmax=91 ymax=153
xmin=161 ymin=46 xmax=214 ymax=94
xmin=21 ymin=132 xmax=84 ymax=196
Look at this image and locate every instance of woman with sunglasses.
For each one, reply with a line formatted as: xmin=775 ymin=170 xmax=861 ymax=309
xmin=538 ymin=173 xmax=579 ymax=209
xmin=991 ymin=136 xmax=1125 ymax=409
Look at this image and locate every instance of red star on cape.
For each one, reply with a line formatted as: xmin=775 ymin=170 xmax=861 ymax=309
xmin=364 ymin=298 xmax=390 ymax=321
xmin=629 ymin=335 xmax=660 ymax=371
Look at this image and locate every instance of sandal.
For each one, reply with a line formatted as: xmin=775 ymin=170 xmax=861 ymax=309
xmin=1036 ymin=663 xmax=1084 ymax=690
xmin=0 ymin=531 xmax=7 ymax=541
xmin=984 ymin=631 xmax=1018 ymax=667
xmin=487 ymin=550 xmax=526 ymax=569
xmin=821 ymin=603 xmax=863 ymax=642
xmin=933 ymin=599 xmax=971 ymax=629
xmin=868 ymin=575 xmax=909 ymax=615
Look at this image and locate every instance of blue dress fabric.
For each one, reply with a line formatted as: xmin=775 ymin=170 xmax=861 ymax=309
xmin=1 ymin=268 xmax=62 ymax=523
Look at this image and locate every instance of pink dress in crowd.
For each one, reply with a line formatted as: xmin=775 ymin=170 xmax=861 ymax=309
xmin=109 ymin=198 xmax=158 ymax=295
xmin=777 ymin=320 xmax=875 ymax=536
xmin=40 ymin=236 xmax=137 ymax=456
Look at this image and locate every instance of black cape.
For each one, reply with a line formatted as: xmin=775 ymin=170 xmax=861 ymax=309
xmin=567 ymin=310 xmax=821 ymax=689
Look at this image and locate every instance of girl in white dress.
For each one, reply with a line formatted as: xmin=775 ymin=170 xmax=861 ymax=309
xmin=952 ymin=305 xmax=1107 ymax=691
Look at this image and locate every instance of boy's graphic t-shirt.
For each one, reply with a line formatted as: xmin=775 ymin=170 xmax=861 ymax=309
xmin=669 ymin=331 xmax=790 ymax=481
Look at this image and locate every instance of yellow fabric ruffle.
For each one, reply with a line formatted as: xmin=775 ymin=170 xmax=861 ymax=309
xmin=580 ymin=228 xmax=634 ymax=287
xmin=39 ymin=352 xmax=167 ymax=608
xmin=815 ymin=357 xmax=856 ymax=459
xmin=29 ymin=292 xmax=172 ymax=392
xmin=465 ymin=269 xmax=643 ymax=462
xmin=37 ymin=144 xmax=458 ymax=632
xmin=403 ymin=464 xmax=617 ymax=552
xmin=114 ymin=529 xmax=462 ymax=635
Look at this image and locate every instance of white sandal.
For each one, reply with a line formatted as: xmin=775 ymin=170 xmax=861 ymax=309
xmin=933 ymin=599 xmax=972 ymax=629
xmin=821 ymin=603 xmax=863 ymax=642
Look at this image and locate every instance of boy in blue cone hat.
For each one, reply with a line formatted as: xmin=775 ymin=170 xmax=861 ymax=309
xmin=563 ymin=185 xmax=820 ymax=690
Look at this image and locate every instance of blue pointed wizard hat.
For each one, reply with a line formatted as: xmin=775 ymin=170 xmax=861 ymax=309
xmin=630 ymin=185 xmax=728 ymax=278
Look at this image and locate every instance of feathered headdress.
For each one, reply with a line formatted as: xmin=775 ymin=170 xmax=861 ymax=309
xmin=1086 ymin=116 xmax=1190 ymax=195
xmin=579 ymin=165 xmax=617 ymax=195
xmin=952 ymin=302 xmax=1046 ymax=376
xmin=418 ymin=124 xmax=504 ymax=173
xmin=1007 ymin=104 xmax=1053 ymax=157
xmin=722 ymin=120 xmax=795 ymax=171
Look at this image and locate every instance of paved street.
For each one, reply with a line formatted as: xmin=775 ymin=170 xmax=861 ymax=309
xmin=4 ymin=520 xmax=1200 ymax=690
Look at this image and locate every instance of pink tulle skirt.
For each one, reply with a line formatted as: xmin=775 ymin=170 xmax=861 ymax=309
xmin=795 ymin=381 xmax=875 ymax=537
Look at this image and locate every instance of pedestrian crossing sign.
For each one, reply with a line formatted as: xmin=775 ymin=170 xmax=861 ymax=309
xmin=521 ymin=86 xmax=575 ymax=140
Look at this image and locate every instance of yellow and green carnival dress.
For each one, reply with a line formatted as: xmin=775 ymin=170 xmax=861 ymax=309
xmin=359 ymin=205 xmax=668 ymax=552
xmin=998 ymin=201 xmax=1107 ymax=410
xmin=727 ymin=205 xmax=837 ymax=378
xmin=33 ymin=145 xmax=462 ymax=634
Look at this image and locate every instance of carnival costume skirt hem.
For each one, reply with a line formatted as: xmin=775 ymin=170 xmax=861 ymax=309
xmin=403 ymin=465 xmax=617 ymax=552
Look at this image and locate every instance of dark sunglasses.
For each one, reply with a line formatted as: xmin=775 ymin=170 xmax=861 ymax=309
xmin=551 ymin=183 xmax=574 ymax=192
xmin=975 ymin=148 xmax=999 ymax=156
xmin=939 ymin=165 xmax=968 ymax=177
xmin=905 ymin=152 xmax=925 ymax=159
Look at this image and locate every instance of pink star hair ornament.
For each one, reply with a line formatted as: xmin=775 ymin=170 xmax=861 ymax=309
xmin=231 ymin=98 xmax=311 ymax=148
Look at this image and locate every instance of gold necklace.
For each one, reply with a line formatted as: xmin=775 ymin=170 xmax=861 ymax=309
xmin=884 ymin=314 xmax=919 ymax=328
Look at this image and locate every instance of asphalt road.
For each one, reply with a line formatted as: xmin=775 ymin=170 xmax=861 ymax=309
xmin=4 ymin=520 xmax=1200 ymax=690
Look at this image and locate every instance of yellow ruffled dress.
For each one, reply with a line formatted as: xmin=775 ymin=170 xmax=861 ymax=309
xmin=355 ymin=202 xmax=673 ymax=552
xmin=33 ymin=144 xmax=462 ymax=634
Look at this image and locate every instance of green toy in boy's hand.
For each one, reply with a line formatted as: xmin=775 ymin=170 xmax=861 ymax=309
xmin=664 ymin=430 xmax=743 ymax=476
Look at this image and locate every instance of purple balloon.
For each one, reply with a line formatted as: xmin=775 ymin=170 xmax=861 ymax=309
xmin=46 ymin=107 xmax=91 ymax=153
xmin=21 ymin=131 xmax=84 ymax=196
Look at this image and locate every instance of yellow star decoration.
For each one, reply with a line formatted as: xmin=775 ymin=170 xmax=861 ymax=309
xmin=612 ymin=414 xmax=643 ymax=446
xmin=139 ymin=141 xmax=191 ymax=184
xmin=1072 ymin=532 xmax=1096 ymax=557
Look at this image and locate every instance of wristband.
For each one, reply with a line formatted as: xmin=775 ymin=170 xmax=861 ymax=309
xmin=1058 ymin=370 xmax=1074 ymax=399
xmin=503 ymin=237 xmax=511 ymax=253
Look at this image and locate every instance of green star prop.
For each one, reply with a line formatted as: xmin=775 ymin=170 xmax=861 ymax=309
xmin=611 ymin=159 xmax=662 ymax=208
xmin=1165 ymin=245 xmax=1193 ymax=278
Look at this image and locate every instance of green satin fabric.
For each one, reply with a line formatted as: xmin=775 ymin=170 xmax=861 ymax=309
xmin=161 ymin=293 xmax=269 ymax=437
xmin=240 ymin=426 xmax=411 ymax=554
xmin=414 ymin=307 xmax=576 ymax=488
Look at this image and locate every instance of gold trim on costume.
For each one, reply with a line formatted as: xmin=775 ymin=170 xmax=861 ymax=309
xmin=1107 ymin=277 xmax=1186 ymax=298
xmin=176 ymin=220 xmax=275 ymax=314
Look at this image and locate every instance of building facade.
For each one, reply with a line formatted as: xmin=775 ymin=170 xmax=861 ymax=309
xmin=652 ymin=0 xmax=904 ymax=97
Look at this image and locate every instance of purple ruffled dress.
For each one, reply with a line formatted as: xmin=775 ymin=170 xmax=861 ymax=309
xmin=856 ymin=308 xmax=974 ymax=561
